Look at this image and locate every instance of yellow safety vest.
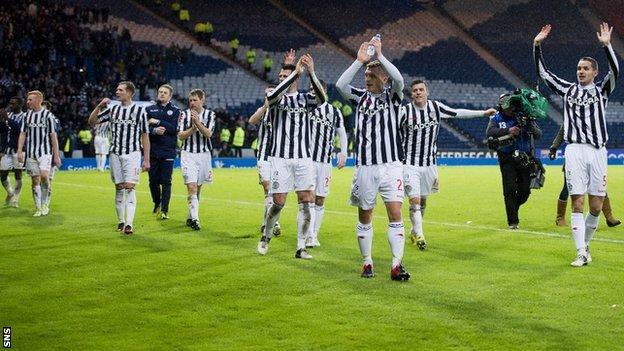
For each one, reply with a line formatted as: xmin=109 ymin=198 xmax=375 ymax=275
xmin=179 ymin=9 xmax=190 ymax=21
xmin=251 ymin=138 xmax=258 ymax=151
xmin=220 ymin=128 xmax=231 ymax=143
xmin=232 ymin=127 xmax=245 ymax=147
xmin=79 ymin=129 xmax=92 ymax=144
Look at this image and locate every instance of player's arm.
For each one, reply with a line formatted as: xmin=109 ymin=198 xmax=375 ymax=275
xmin=301 ymin=54 xmax=327 ymax=104
xmin=249 ymin=102 xmax=269 ymax=125
xmin=141 ymin=132 xmax=150 ymax=171
xmin=266 ymin=67 xmax=301 ymax=106
xmin=438 ymin=102 xmax=497 ymax=119
xmin=89 ymin=98 xmax=111 ymax=126
xmin=533 ymin=25 xmax=573 ymax=96
xmin=372 ymin=37 xmax=404 ymax=99
xmin=336 ymin=43 xmax=368 ymax=102
xmin=597 ymin=23 xmax=619 ymax=97
xmin=49 ymin=115 xmax=61 ymax=166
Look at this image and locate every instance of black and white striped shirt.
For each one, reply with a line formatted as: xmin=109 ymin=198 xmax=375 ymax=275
xmin=94 ymin=121 xmax=110 ymax=139
xmin=348 ymin=87 xmax=403 ymax=166
xmin=97 ymin=103 xmax=148 ymax=155
xmin=4 ymin=111 xmax=24 ymax=154
xmin=178 ymin=108 xmax=216 ymax=153
xmin=310 ymin=102 xmax=344 ymax=164
xmin=256 ymin=110 xmax=272 ymax=162
xmin=20 ymin=109 xmax=57 ymax=158
xmin=267 ymin=92 xmax=317 ymax=159
xmin=535 ymin=44 xmax=619 ymax=148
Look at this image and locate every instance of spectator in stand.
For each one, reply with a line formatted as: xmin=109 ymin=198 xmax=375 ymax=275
xmin=246 ymin=48 xmax=256 ymax=69
xmin=263 ymin=55 xmax=273 ymax=79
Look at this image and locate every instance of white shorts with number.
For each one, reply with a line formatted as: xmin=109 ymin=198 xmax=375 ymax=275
xmin=403 ymin=164 xmax=439 ymax=199
xmin=94 ymin=136 xmax=110 ymax=155
xmin=181 ymin=151 xmax=213 ymax=184
xmin=270 ymin=157 xmax=314 ymax=193
xmin=110 ymin=151 xmax=141 ymax=184
xmin=0 ymin=152 xmax=23 ymax=171
xmin=314 ymin=162 xmax=332 ymax=197
xmin=26 ymin=155 xmax=52 ymax=176
xmin=350 ymin=161 xmax=404 ymax=210
xmin=257 ymin=159 xmax=271 ymax=184
xmin=565 ymin=143 xmax=607 ymax=196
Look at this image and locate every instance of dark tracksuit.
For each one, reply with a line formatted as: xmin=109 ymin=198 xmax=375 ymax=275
xmin=487 ymin=112 xmax=542 ymax=226
xmin=146 ymin=102 xmax=180 ymax=213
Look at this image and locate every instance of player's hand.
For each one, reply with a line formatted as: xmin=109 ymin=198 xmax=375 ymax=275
xmin=190 ymin=110 xmax=200 ymax=125
xmin=484 ymin=108 xmax=497 ymax=117
xmin=98 ymin=98 xmax=111 ymax=108
xmin=302 ymin=54 xmax=314 ymax=73
xmin=154 ymin=126 xmax=166 ymax=135
xmin=357 ymin=42 xmax=369 ymax=63
xmin=596 ymin=22 xmax=612 ymax=46
xmin=148 ymin=118 xmax=160 ymax=125
xmin=534 ymin=25 xmax=551 ymax=45
xmin=337 ymin=153 xmax=346 ymax=169
xmin=509 ymin=126 xmax=521 ymax=136
xmin=548 ymin=148 xmax=557 ymax=160
xmin=296 ymin=56 xmax=306 ymax=74
xmin=54 ymin=155 xmax=61 ymax=168
xmin=283 ymin=49 xmax=296 ymax=65
xmin=142 ymin=160 xmax=150 ymax=172
xmin=370 ymin=35 xmax=382 ymax=56
xmin=17 ymin=151 xmax=24 ymax=164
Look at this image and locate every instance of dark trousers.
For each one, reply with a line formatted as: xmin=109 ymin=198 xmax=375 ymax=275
xmin=233 ymin=146 xmax=242 ymax=158
xmin=149 ymin=157 xmax=174 ymax=213
xmin=498 ymin=153 xmax=532 ymax=225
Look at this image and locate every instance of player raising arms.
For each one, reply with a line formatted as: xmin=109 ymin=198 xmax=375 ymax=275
xmin=16 ymin=91 xmax=61 ymax=216
xmin=534 ymin=23 xmax=619 ymax=267
xmin=401 ymin=80 xmax=496 ymax=250
xmin=306 ymin=79 xmax=348 ymax=248
xmin=177 ymin=89 xmax=216 ymax=231
xmin=256 ymin=50 xmax=326 ymax=259
xmin=336 ymin=36 xmax=409 ymax=280
xmin=88 ymin=81 xmax=150 ymax=235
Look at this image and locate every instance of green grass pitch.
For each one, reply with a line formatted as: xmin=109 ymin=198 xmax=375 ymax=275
xmin=1 ymin=165 xmax=623 ymax=350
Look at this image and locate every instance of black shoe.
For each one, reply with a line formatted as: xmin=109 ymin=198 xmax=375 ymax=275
xmin=123 ymin=225 xmax=133 ymax=235
xmin=361 ymin=264 xmax=374 ymax=278
xmin=153 ymin=203 xmax=160 ymax=214
xmin=607 ymin=219 xmax=622 ymax=227
xmin=186 ymin=218 xmax=193 ymax=227
xmin=117 ymin=222 xmax=125 ymax=232
xmin=391 ymin=264 xmax=410 ymax=281
xmin=190 ymin=219 xmax=201 ymax=231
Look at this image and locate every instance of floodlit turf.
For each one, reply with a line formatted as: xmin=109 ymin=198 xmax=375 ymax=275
xmin=1 ymin=165 xmax=623 ymax=350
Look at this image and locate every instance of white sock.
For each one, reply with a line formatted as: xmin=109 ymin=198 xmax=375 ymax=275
xmin=125 ymin=189 xmax=137 ymax=227
xmin=115 ymin=189 xmax=125 ymax=223
xmin=14 ymin=179 xmax=22 ymax=197
xmin=388 ymin=221 xmax=405 ymax=268
xmin=585 ymin=212 xmax=599 ymax=246
xmin=33 ymin=185 xmax=41 ymax=209
xmin=297 ymin=203 xmax=313 ymax=249
xmin=1 ymin=178 xmax=13 ymax=196
xmin=264 ymin=203 xmax=283 ymax=239
xmin=40 ymin=183 xmax=49 ymax=207
xmin=356 ymin=222 xmax=373 ymax=265
xmin=45 ymin=182 xmax=52 ymax=206
xmin=409 ymin=204 xmax=423 ymax=236
xmin=96 ymin=155 xmax=102 ymax=171
xmin=189 ymin=194 xmax=199 ymax=220
xmin=262 ymin=195 xmax=273 ymax=228
xmin=571 ymin=213 xmax=587 ymax=256
xmin=313 ymin=205 xmax=324 ymax=240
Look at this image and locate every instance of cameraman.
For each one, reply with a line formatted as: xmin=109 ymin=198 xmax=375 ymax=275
xmin=487 ymin=94 xmax=542 ymax=229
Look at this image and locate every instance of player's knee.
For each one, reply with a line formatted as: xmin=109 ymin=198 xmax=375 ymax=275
xmin=408 ymin=196 xmax=421 ymax=206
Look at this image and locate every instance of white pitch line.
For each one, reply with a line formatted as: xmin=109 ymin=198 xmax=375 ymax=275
xmin=54 ymin=181 xmax=624 ymax=245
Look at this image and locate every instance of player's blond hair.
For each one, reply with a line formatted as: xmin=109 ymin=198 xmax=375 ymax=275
xmin=189 ymin=89 xmax=205 ymax=100
xmin=27 ymin=90 xmax=44 ymax=100
xmin=159 ymin=84 xmax=174 ymax=93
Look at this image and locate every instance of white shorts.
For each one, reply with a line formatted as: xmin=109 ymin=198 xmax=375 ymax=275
xmin=110 ymin=151 xmax=141 ymax=184
xmin=257 ymin=159 xmax=271 ymax=184
xmin=94 ymin=136 xmax=110 ymax=155
xmin=26 ymin=155 xmax=52 ymax=176
xmin=403 ymin=164 xmax=439 ymax=198
xmin=350 ymin=161 xmax=404 ymax=210
xmin=0 ymin=153 xmax=23 ymax=171
xmin=565 ymin=143 xmax=607 ymax=196
xmin=181 ymin=151 xmax=213 ymax=184
xmin=270 ymin=157 xmax=314 ymax=194
xmin=314 ymin=162 xmax=332 ymax=197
